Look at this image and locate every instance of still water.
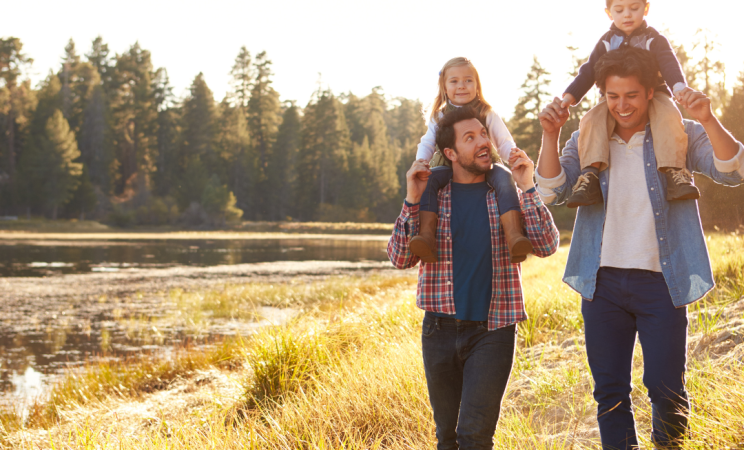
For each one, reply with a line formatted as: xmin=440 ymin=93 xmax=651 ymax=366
xmin=0 ymin=237 xmax=389 ymax=277
xmin=0 ymin=236 xmax=391 ymax=409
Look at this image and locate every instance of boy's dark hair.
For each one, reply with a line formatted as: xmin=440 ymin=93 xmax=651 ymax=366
xmin=605 ymin=0 xmax=645 ymax=7
xmin=435 ymin=107 xmax=487 ymax=161
xmin=594 ymin=46 xmax=661 ymax=93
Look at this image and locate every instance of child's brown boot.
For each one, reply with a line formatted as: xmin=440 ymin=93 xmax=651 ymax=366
xmin=410 ymin=211 xmax=438 ymax=263
xmin=500 ymin=210 xmax=533 ymax=264
xmin=566 ymin=172 xmax=603 ymax=208
xmin=665 ymin=168 xmax=700 ymax=201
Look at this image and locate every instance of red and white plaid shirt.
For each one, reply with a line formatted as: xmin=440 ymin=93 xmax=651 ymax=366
xmin=387 ymin=183 xmax=559 ymax=330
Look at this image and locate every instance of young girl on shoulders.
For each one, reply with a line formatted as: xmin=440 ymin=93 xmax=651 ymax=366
xmin=411 ymin=57 xmax=533 ymax=264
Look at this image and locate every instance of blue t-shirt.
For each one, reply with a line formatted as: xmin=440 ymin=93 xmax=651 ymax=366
xmin=433 ymin=181 xmax=493 ymax=321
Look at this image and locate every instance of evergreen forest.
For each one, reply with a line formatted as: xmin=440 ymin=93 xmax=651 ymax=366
xmin=1 ymin=34 xmax=743 ymax=228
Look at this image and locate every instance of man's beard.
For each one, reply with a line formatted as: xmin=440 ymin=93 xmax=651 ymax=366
xmin=460 ymin=146 xmax=494 ymax=175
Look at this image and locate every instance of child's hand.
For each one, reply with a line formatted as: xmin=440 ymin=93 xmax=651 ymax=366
xmin=560 ymin=93 xmax=575 ymax=109
xmin=674 ymin=86 xmax=693 ymax=103
xmin=507 ymin=148 xmax=521 ymax=167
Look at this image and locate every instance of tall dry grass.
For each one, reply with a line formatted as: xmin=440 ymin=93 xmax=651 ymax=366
xmin=2 ymin=233 xmax=744 ymax=449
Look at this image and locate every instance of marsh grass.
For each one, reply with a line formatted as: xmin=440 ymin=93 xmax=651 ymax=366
xmin=3 ymin=233 xmax=744 ymax=449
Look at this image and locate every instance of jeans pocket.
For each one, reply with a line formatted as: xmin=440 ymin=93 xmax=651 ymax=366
xmin=422 ymin=317 xmax=437 ymax=337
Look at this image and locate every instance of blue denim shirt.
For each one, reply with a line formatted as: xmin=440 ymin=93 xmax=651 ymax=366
xmin=536 ymin=120 xmax=744 ymax=307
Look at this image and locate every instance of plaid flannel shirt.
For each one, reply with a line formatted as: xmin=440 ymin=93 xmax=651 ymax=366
xmin=387 ymin=183 xmax=559 ymax=330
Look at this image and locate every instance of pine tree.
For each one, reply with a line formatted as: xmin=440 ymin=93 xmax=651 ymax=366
xmin=109 ymin=43 xmax=158 ymax=195
xmin=177 ymin=73 xmax=219 ymax=208
xmin=247 ymin=51 xmax=281 ymax=218
xmin=86 ymin=36 xmax=113 ymax=91
xmin=386 ymin=98 xmax=426 ymax=200
xmin=229 ymin=46 xmax=252 ymax=111
xmin=296 ymin=89 xmax=350 ymax=220
xmin=215 ymin=98 xmax=251 ymax=217
xmin=0 ymin=37 xmax=34 ymax=211
xmin=152 ymin=68 xmax=180 ymax=197
xmin=20 ymin=110 xmax=82 ymax=219
xmin=509 ymin=56 xmax=551 ymax=160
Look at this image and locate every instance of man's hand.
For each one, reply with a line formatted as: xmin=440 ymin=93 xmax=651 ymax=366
xmin=405 ymin=159 xmax=431 ymax=205
xmin=539 ymin=97 xmax=570 ymax=136
xmin=678 ymin=89 xmax=714 ymax=124
xmin=509 ymin=148 xmax=535 ymax=192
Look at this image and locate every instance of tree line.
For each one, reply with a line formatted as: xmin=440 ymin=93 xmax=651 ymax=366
xmin=1 ymin=32 xmax=743 ymax=227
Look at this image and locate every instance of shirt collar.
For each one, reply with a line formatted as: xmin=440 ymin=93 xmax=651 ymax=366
xmin=610 ymin=129 xmax=647 ymax=146
xmin=610 ymin=20 xmax=648 ymax=38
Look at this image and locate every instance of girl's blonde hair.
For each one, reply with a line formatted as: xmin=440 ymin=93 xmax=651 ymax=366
xmin=427 ymin=57 xmax=493 ymax=122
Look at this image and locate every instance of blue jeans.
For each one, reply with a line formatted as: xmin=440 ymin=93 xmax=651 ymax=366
xmin=421 ymin=312 xmax=516 ymax=450
xmin=420 ymin=164 xmax=519 ymax=216
xmin=583 ymin=267 xmax=689 ymax=450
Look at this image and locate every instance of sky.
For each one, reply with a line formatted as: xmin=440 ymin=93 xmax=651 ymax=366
xmin=6 ymin=0 xmax=743 ymax=120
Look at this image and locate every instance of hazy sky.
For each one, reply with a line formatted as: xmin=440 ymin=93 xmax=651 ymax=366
xmin=7 ymin=0 xmax=743 ymax=120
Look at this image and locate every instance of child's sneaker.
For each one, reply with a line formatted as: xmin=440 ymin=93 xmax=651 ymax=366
xmin=566 ymin=172 xmax=603 ymax=208
xmin=410 ymin=211 xmax=438 ymax=263
xmin=665 ymin=168 xmax=700 ymax=201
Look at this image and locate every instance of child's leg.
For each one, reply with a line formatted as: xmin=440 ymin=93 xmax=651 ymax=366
xmin=648 ymin=93 xmax=699 ymax=201
xmin=419 ymin=166 xmax=454 ymax=213
xmin=567 ymin=99 xmax=613 ymax=208
xmin=577 ymin=97 xmax=614 ymax=172
xmin=487 ymin=163 xmax=520 ymax=215
xmin=411 ymin=165 xmax=452 ymax=263
xmin=648 ymin=92 xmax=688 ymax=170
xmin=487 ymin=164 xmax=533 ymax=264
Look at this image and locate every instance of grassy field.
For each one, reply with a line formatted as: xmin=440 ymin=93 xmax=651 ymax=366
xmin=2 ymin=233 xmax=744 ymax=449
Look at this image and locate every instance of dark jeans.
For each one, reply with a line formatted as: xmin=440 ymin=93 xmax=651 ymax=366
xmin=583 ymin=267 xmax=689 ymax=450
xmin=421 ymin=312 xmax=516 ymax=450
xmin=420 ymin=164 xmax=519 ymax=216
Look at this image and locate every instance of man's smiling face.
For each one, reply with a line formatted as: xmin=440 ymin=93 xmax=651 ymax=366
xmin=605 ymin=74 xmax=654 ymax=136
xmin=447 ymin=118 xmax=494 ymax=175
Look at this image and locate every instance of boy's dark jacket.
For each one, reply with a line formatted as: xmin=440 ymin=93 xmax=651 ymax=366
xmin=565 ymin=21 xmax=686 ymax=102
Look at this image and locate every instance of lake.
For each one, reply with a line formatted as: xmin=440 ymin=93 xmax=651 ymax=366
xmin=0 ymin=234 xmax=395 ymax=410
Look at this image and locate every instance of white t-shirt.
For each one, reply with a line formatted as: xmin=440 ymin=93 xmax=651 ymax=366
xmin=599 ymin=131 xmax=662 ymax=272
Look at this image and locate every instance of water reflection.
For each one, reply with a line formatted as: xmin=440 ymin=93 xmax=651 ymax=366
xmin=0 ymin=238 xmax=388 ymax=277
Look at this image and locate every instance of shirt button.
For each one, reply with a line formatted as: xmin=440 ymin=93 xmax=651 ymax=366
xmin=647 ymin=163 xmax=651 ymax=167
xmin=446 ymin=280 xmax=452 ymax=285
xmin=446 ymin=213 xmax=451 ymax=217
xmin=660 ymin=237 xmax=664 ymax=241
xmin=650 ymin=188 xmax=654 ymax=191
xmin=663 ymin=262 xmax=667 ymax=265
xmin=656 ymin=212 xmax=660 ymax=216
xmin=646 ymin=139 xmax=650 ymax=142
xmin=602 ymin=182 xmax=606 ymax=185
xmin=446 ymin=236 xmax=450 ymax=240
xmin=446 ymin=261 xmax=451 ymax=265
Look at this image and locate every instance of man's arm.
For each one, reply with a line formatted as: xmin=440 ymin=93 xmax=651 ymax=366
xmin=680 ymin=89 xmax=744 ymax=184
xmin=534 ymin=98 xmax=580 ymax=205
xmin=387 ymin=159 xmax=432 ymax=269
xmin=510 ymin=149 xmax=559 ymax=258
xmin=681 ymin=90 xmax=740 ymax=161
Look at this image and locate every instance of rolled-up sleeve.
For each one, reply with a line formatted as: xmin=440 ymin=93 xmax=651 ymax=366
xmin=387 ymin=202 xmax=421 ymax=270
xmin=535 ymin=168 xmax=567 ymax=204
xmin=713 ymin=142 xmax=744 ymax=179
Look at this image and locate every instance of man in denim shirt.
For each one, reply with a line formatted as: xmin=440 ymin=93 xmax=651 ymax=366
xmin=535 ymin=47 xmax=743 ymax=449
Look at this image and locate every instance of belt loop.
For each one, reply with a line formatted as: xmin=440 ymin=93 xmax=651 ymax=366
xmin=436 ymin=317 xmax=441 ymax=330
